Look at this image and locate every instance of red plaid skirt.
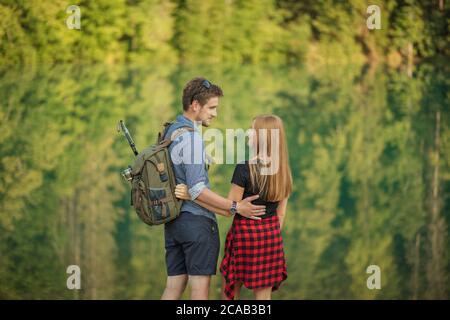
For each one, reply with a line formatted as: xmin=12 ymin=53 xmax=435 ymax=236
xmin=219 ymin=215 xmax=287 ymax=300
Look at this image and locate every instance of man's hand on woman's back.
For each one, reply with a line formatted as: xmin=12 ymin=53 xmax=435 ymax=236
xmin=174 ymin=183 xmax=265 ymax=220
xmin=236 ymin=195 xmax=265 ymax=220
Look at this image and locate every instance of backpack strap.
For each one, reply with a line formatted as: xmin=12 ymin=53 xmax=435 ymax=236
xmin=170 ymin=126 xmax=194 ymax=142
xmin=158 ymin=125 xmax=194 ymax=148
xmin=158 ymin=122 xmax=173 ymax=144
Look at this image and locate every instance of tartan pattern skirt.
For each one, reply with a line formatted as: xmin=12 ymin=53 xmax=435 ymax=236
xmin=219 ymin=215 xmax=287 ymax=300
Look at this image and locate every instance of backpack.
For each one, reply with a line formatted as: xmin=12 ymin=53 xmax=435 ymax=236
xmin=129 ymin=122 xmax=194 ymax=226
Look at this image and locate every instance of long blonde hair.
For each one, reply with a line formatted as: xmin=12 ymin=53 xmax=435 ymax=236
xmin=249 ymin=115 xmax=292 ymax=201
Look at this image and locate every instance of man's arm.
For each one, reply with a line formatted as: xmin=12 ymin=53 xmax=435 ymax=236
xmin=196 ymin=188 xmax=265 ymax=219
xmin=193 ymin=199 xmax=231 ymax=217
xmin=176 ymin=183 xmax=265 ymax=219
xmin=175 ymin=183 xmax=254 ymax=218
xmin=194 ymin=184 xmax=249 ymax=217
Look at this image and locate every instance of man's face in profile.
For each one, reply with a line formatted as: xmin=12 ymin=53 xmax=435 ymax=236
xmin=195 ymin=96 xmax=219 ymax=127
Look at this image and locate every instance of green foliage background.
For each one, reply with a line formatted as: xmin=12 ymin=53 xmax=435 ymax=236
xmin=0 ymin=0 xmax=448 ymax=67
xmin=0 ymin=0 xmax=448 ymax=299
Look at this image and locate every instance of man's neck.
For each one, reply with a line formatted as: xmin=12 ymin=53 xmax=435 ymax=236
xmin=182 ymin=112 xmax=197 ymax=123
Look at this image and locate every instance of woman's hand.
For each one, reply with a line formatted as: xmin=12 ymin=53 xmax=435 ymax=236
xmin=174 ymin=183 xmax=191 ymax=200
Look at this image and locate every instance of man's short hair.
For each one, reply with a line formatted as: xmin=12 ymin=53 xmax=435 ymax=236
xmin=182 ymin=77 xmax=223 ymax=111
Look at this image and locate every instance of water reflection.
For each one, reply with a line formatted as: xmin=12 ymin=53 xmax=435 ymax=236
xmin=0 ymin=62 xmax=448 ymax=299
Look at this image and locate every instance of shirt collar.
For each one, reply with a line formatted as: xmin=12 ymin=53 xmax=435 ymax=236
xmin=176 ymin=114 xmax=200 ymax=132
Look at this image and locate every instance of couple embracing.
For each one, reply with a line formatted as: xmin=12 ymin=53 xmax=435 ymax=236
xmin=161 ymin=77 xmax=292 ymax=300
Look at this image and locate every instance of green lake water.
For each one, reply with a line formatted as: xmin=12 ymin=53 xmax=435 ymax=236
xmin=0 ymin=62 xmax=448 ymax=299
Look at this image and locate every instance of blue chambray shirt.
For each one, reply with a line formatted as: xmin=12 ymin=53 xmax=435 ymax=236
xmin=164 ymin=115 xmax=216 ymax=222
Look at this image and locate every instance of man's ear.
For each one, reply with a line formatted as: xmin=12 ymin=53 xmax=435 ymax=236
xmin=191 ymin=100 xmax=200 ymax=112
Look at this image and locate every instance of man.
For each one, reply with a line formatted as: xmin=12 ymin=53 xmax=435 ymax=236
xmin=161 ymin=77 xmax=266 ymax=300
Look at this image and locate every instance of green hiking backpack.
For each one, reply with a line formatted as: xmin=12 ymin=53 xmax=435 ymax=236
xmin=128 ymin=122 xmax=194 ymax=226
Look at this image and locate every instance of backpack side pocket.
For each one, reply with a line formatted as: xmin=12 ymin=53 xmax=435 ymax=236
xmin=149 ymin=187 xmax=172 ymax=223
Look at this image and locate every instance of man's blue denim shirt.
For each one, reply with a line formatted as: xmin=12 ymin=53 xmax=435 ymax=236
xmin=164 ymin=115 xmax=216 ymax=222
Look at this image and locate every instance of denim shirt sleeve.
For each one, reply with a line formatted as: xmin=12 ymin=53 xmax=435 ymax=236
xmin=170 ymin=130 xmax=208 ymax=200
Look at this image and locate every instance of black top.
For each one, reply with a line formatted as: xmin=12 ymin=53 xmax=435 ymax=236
xmin=231 ymin=161 xmax=279 ymax=219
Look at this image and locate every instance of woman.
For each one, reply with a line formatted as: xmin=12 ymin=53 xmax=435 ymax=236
xmin=175 ymin=114 xmax=292 ymax=300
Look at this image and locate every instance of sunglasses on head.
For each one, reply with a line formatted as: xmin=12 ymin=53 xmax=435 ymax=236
xmin=191 ymin=79 xmax=212 ymax=104
xmin=202 ymin=79 xmax=211 ymax=89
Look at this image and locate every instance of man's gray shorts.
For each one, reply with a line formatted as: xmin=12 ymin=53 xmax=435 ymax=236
xmin=164 ymin=211 xmax=220 ymax=276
